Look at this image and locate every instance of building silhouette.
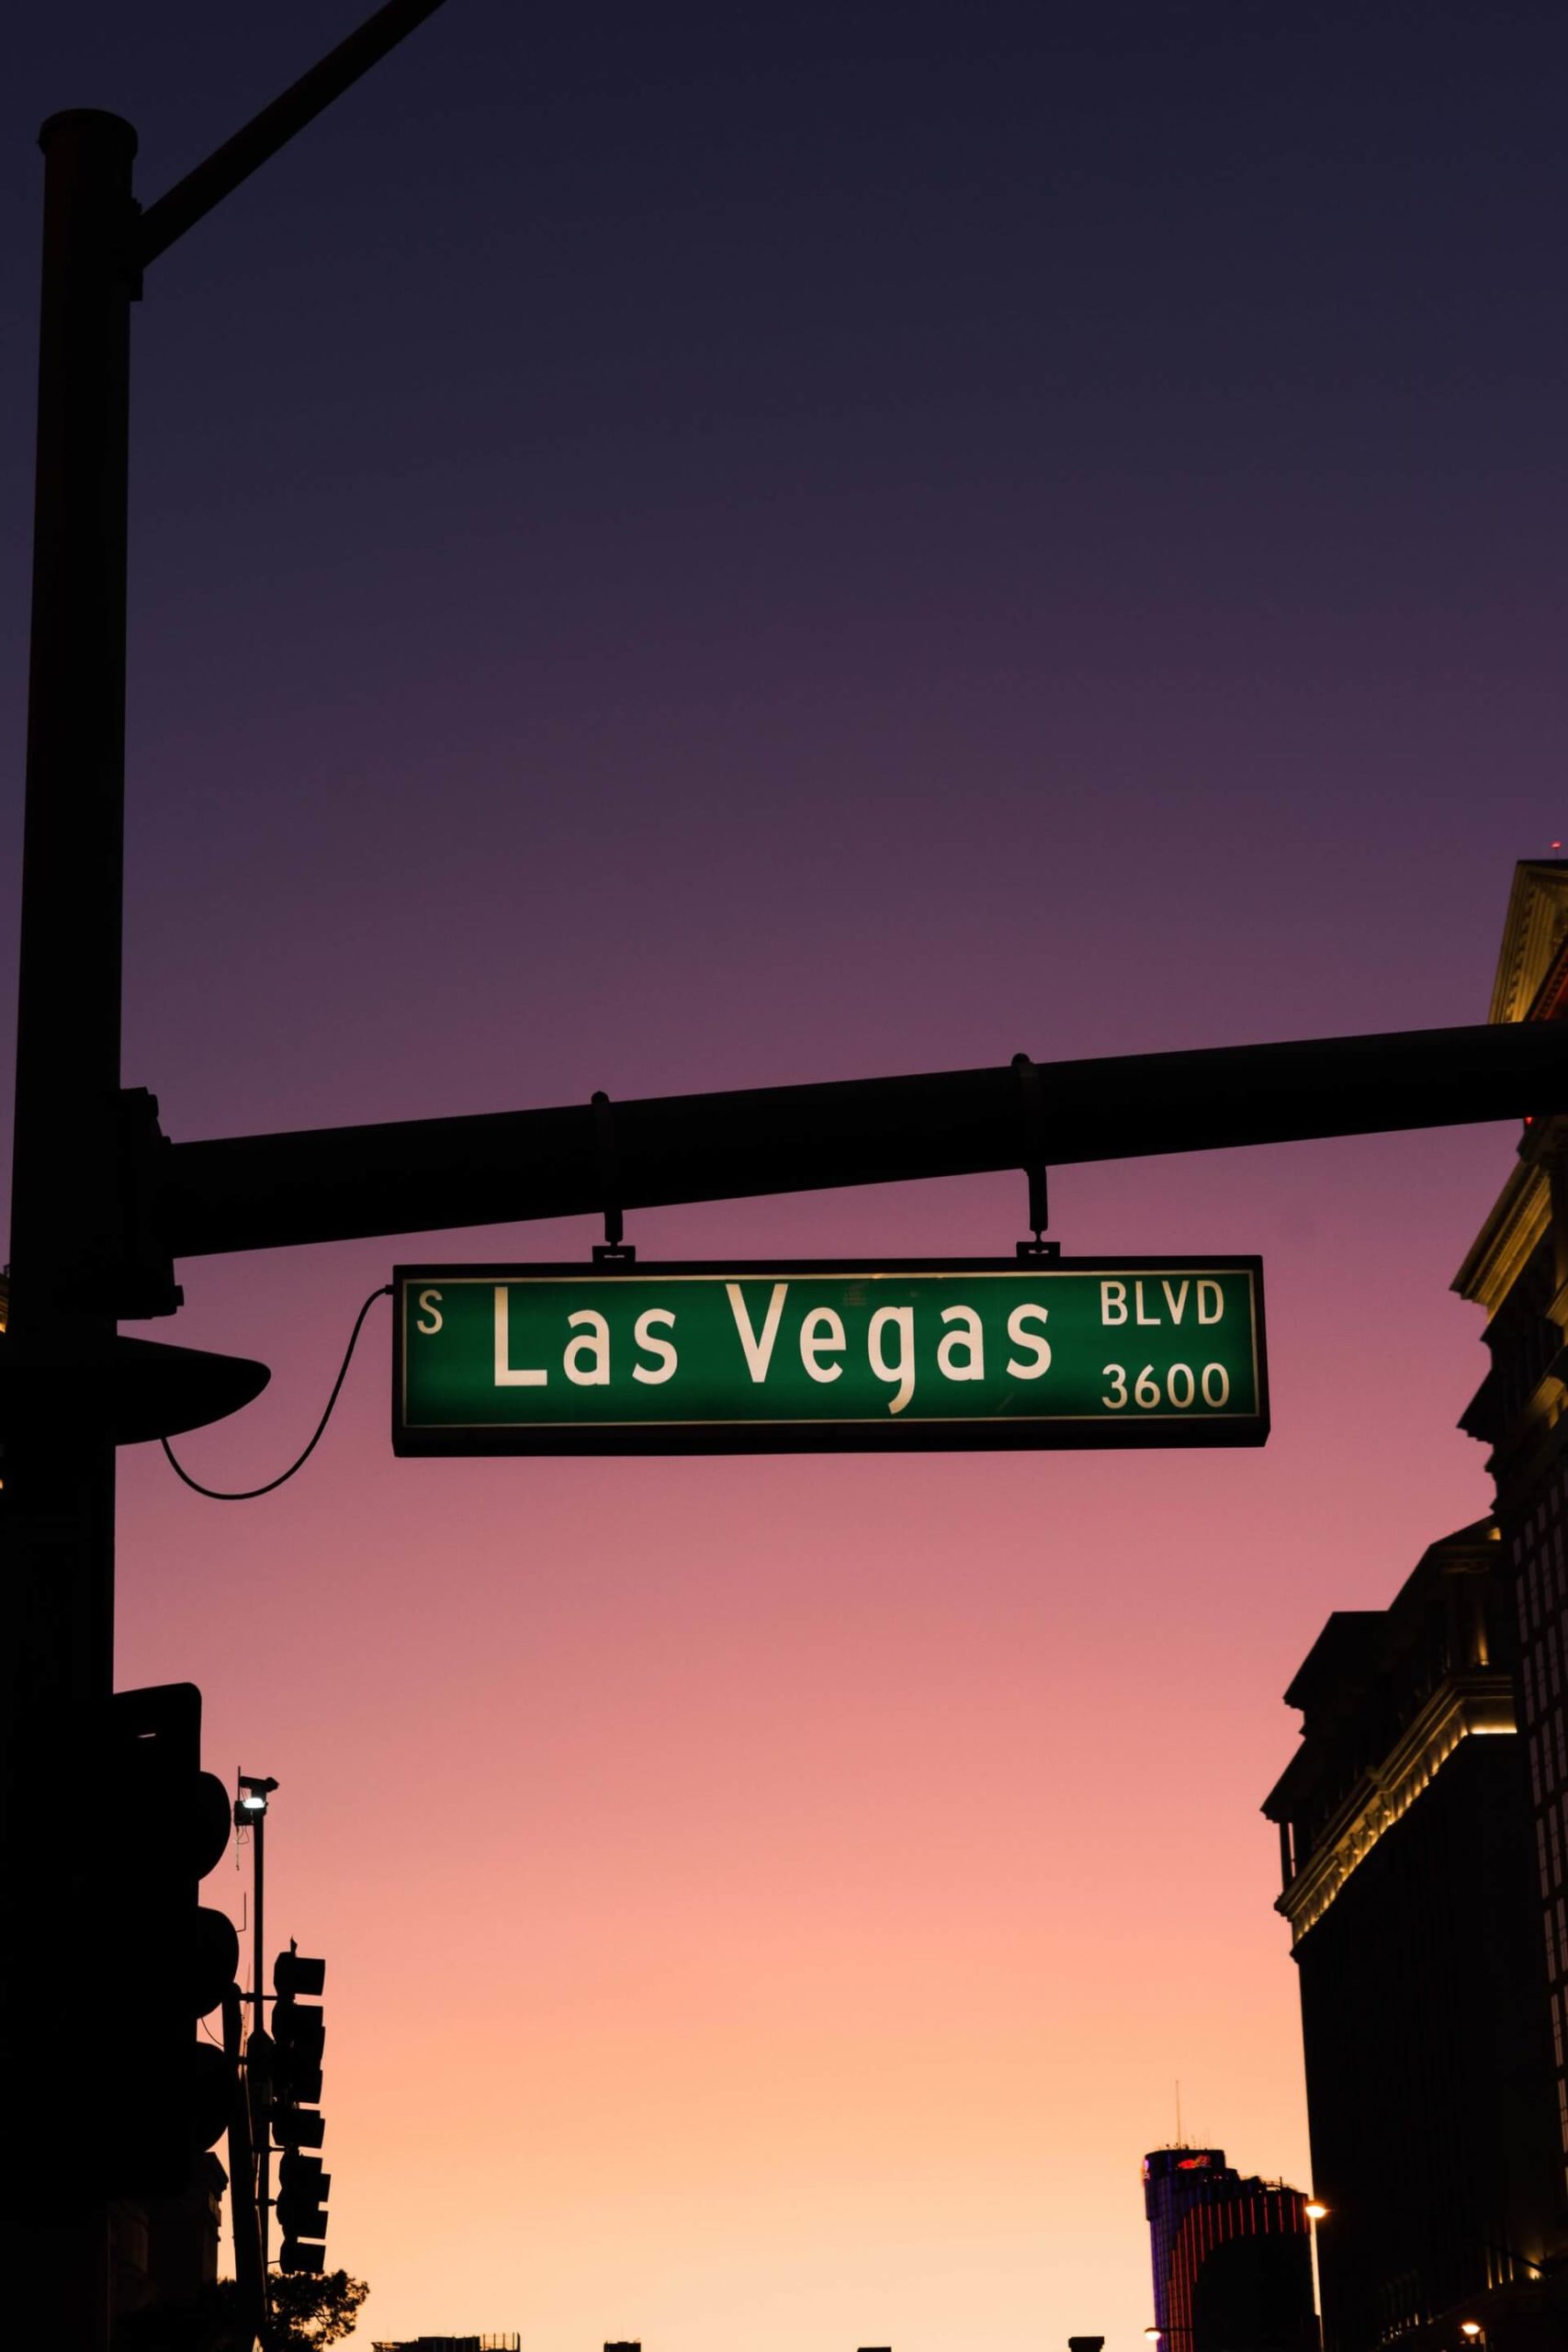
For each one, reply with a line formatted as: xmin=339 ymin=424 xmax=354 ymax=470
xmin=1144 ymin=2146 xmax=1314 ymax=2350
xmin=1456 ymin=862 xmax=1568 ymax=2229
xmin=371 ymin=2336 xmax=520 ymax=2351
xmin=1263 ymin=1521 xmax=1557 ymax=2347
xmin=1446 ymin=855 xmax=1568 ymax=2335
xmin=1258 ymin=861 xmax=1568 ymax=2347
xmin=108 ymin=2154 xmax=227 ymax=2338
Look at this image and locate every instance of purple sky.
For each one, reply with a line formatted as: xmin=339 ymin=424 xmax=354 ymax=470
xmin=6 ymin=6 xmax=1568 ymax=2345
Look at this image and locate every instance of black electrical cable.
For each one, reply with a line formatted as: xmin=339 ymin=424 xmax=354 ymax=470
xmin=161 ymin=1283 xmax=391 ymax=1500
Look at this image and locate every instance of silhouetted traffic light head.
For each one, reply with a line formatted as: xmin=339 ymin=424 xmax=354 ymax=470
xmin=273 ymin=1943 xmax=326 ymax=2108
xmin=278 ymin=2238 xmax=328 ymax=2276
xmin=276 ymin=2147 xmax=331 ymax=2269
xmin=271 ymin=2103 xmax=326 ymax=2150
xmin=276 ymin=1948 xmax=325 ymax=2001
xmin=103 ymin=1684 xmax=241 ymax=2193
xmin=269 ymin=1936 xmax=330 ymax=2256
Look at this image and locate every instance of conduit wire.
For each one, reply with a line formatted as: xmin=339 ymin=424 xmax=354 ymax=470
xmin=161 ymin=1283 xmax=391 ymax=1500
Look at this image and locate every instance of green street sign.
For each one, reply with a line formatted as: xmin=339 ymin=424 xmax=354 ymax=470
xmin=392 ymin=1259 xmax=1268 ymax=1455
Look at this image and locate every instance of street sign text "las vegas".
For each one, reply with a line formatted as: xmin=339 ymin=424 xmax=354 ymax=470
xmin=392 ymin=1259 xmax=1268 ymax=1455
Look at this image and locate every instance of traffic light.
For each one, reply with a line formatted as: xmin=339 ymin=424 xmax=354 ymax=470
xmin=272 ymin=1942 xmax=329 ymax=2269
xmin=276 ymin=2151 xmax=332 ymax=2270
xmin=273 ymin=1944 xmax=326 ymax=2107
xmin=104 ymin=1683 xmax=241 ymax=2192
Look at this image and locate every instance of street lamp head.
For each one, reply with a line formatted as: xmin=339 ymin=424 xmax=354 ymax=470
xmin=236 ymin=1771 xmax=278 ymax=1821
xmin=1460 ymin=2326 xmax=1483 ymax=2341
xmin=1304 ymin=2200 xmax=1329 ymax=2222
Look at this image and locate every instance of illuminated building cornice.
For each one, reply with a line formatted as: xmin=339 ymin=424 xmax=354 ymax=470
xmin=1453 ymin=1118 xmax=1568 ymax=1498
xmin=1275 ymin=1674 xmax=1516 ymax=1948
xmin=1485 ymin=859 xmax=1568 ymax=1027
xmin=1457 ymin=858 xmax=1568 ymax=1322
xmin=1453 ymin=1156 xmax=1551 ymax=1324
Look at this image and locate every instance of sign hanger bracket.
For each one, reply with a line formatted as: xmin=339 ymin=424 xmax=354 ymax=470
xmin=590 ymin=1089 xmax=637 ymax=1266
xmin=1011 ymin=1052 xmax=1060 ymax=1261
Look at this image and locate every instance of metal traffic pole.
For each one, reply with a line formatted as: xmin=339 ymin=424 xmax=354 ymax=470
xmin=1 ymin=107 xmax=139 ymax=2352
xmin=237 ymin=1775 xmax=279 ymax=2280
xmin=4 ymin=13 xmax=453 ymax=2346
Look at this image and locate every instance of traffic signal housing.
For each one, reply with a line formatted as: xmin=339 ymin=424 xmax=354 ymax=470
xmin=276 ymin=2151 xmax=331 ymax=2270
xmin=272 ymin=1943 xmax=329 ymax=2269
xmin=273 ymin=1944 xmax=325 ymax=2107
xmin=105 ymin=1683 xmax=241 ymax=2192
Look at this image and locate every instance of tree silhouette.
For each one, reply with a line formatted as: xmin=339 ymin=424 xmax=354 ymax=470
xmin=116 ymin=2271 xmax=369 ymax=2352
xmin=266 ymin=2271 xmax=369 ymax=2348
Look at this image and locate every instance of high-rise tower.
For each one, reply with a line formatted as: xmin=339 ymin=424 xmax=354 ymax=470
xmin=1143 ymin=2146 xmax=1313 ymax=2350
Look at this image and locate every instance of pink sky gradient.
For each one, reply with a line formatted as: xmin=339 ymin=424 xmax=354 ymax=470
xmin=108 ymin=1119 xmax=1509 ymax=2346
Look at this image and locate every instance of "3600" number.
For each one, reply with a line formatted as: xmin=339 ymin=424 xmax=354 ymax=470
xmin=1101 ymin=1362 xmax=1231 ymax=1410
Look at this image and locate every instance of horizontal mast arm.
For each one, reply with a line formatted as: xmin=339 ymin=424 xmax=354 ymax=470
xmin=153 ymin=1020 xmax=1563 ymax=1260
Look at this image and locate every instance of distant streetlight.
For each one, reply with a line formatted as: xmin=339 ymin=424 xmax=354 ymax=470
xmin=1304 ymin=2198 xmax=1328 ymax=2349
xmin=235 ymin=1768 xmax=282 ymax=2272
xmin=1460 ymin=2327 xmax=1484 ymax=2344
xmin=236 ymin=1772 xmax=276 ymax=1823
